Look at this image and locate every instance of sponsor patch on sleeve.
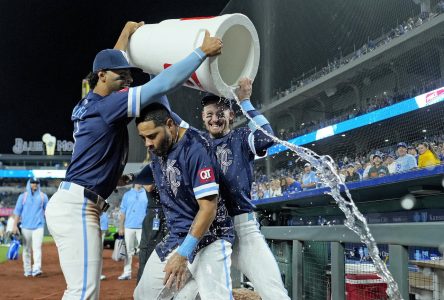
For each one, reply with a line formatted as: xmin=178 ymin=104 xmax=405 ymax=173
xmin=198 ymin=167 xmax=215 ymax=183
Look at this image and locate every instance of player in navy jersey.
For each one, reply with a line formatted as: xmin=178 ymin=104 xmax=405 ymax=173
xmin=129 ymin=103 xmax=234 ymax=300
xmin=45 ymin=21 xmax=223 ymax=300
xmin=134 ymin=79 xmax=289 ymax=299
xmin=197 ymin=78 xmax=290 ymax=299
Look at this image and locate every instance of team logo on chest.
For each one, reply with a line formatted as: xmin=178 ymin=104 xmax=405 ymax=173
xmin=163 ymin=159 xmax=181 ymax=196
xmin=216 ymin=144 xmax=233 ymax=174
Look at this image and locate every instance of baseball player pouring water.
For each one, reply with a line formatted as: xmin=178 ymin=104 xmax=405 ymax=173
xmin=200 ymin=78 xmax=290 ymax=299
xmin=44 ymin=20 xmax=223 ymax=299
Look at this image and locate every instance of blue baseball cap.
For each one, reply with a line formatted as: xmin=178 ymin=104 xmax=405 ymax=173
xmin=92 ymin=49 xmax=141 ymax=73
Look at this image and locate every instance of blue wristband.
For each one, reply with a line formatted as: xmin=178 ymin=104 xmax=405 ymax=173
xmin=240 ymin=99 xmax=254 ymax=112
xmin=177 ymin=234 xmax=199 ymax=259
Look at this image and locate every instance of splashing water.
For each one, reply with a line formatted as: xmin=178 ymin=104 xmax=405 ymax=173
xmin=227 ymin=88 xmax=402 ymax=299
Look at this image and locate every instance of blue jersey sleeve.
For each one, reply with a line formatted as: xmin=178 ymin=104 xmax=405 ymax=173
xmin=240 ymin=100 xmax=274 ymax=157
xmin=43 ymin=194 xmax=48 ymax=211
xmin=97 ymin=49 xmax=206 ymax=125
xmin=187 ymin=142 xmax=219 ymax=200
xmin=138 ymin=49 xmax=206 ymax=109
xmin=119 ymin=49 xmax=206 ymax=120
xmin=13 ymin=194 xmax=24 ymax=216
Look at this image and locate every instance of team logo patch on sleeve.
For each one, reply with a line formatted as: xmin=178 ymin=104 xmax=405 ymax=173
xmin=198 ymin=168 xmax=215 ymax=183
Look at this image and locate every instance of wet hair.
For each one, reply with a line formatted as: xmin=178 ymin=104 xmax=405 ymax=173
xmin=135 ymin=103 xmax=171 ymax=127
xmin=201 ymin=94 xmax=232 ymax=109
xmin=86 ymin=71 xmax=99 ymax=89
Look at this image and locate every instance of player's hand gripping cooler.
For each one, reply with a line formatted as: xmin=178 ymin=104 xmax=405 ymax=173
xmin=7 ymin=234 xmax=21 ymax=260
xmin=112 ymin=236 xmax=127 ymax=262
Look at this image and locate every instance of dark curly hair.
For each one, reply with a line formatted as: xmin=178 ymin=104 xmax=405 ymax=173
xmin=135 ymin=103 xmax=171 ymax=127
xmin=86 ymin=71 xmax=99 ymax=89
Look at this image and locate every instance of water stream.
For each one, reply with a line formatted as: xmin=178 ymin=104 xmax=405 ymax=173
xmin=228 ymin=88 xmax=402 ymax=299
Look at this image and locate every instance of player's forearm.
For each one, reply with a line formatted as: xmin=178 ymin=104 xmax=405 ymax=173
xmin=119 ymin=214 xmax=125 ymax=230
xmin=12 ymin=214 xmax=19 ymax=229
xmin=114 ymin=30 xmax=131 ymax=51
xmin=176 ymin=197 xmax=217 ymax=260
xmin=138 ymin=49 xmax=206 ymax=109
xmin=114 ymin=21 xmax=144 ymax=51
xmin=189 ymin=199 xmax=217 ymax=238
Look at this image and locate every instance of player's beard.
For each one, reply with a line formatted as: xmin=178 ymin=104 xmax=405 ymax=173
xmin=152 ymin=127 xmax=173 ymax=157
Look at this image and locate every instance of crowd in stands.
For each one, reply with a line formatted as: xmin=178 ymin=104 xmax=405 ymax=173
xmin=0 ymin=141 xmax=442 ymax=204
xmin=277 ymin=79 xmax=442 ymax=141
xmin=252 ymin=136 xmax=444 ymax=200
xmin=272 ymin=5 xmax=443 ymax=102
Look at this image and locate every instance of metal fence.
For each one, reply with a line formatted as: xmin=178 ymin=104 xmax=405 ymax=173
xmin=262 ymin=222 xmax=444 ymax=299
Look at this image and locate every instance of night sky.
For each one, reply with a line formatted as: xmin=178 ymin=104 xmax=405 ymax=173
xmin=0 ymin=0 xmax=228 ymax=153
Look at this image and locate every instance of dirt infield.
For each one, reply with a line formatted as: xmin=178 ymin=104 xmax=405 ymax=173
xmin=0 ymin=242 xmax=261 ymax=300
xmin=0 ymin=242 xmax=136 ymax=300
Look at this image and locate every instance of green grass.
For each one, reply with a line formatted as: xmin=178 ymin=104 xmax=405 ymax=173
xmin=0 ymin=246 xmax=9 ymax=263
xmin=43 ymin=236 xmax=54 ymax=243
xmin=0 ymin=235 xmax=53 ymax=264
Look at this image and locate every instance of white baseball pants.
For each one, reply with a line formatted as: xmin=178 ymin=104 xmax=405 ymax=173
xmin=176 ymin=212 xmax=290 ymax=300
xmin=45 ymin=182 xmax=102 ymax=300
xmin=134 ymin=239 xmax=233 ymax=300
xmin=21 ymin=227 xmax=44 ymax=274
xmin=231 ymin=212 xmax=290 ymax=300
xmin=123 ymin=227 xmax=142 ymax=276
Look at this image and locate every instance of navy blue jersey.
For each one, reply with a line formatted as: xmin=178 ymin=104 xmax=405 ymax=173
xmin=149 ymin=128 xmax=234 ymax=262
xmin=203 ymin=127 xmax=273 ymax=216
xmin=66 ymin=89 xmax=140 ymax=199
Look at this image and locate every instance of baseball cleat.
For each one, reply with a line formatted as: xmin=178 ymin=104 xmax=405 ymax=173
xmin=24 ymin=271 xmax=32 ymax=277
xmin=100 ymin=274 xmax=106 ymax=280
xmin=32 ymin=270 xmax=43 ymax=277
xmin=117 ymin=274 xmax=131 ymax=280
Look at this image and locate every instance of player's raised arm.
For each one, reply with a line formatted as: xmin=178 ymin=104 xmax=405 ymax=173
xmin=114 ymin=21 xmax=145 ymax=51
xmin=236 ymin=77 xmax=275 ymax=156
